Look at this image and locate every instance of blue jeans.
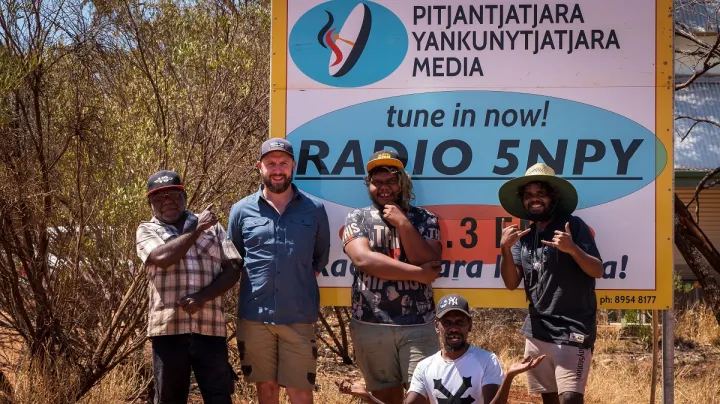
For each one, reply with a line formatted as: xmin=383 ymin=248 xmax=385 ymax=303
xmin=151 ymin=334 xmax=233 ymax=404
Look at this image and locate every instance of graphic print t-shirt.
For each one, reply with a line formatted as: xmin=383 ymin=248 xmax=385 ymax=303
xmin=343 ymin=205 xmax=440 ymax=325
xmin=408 ymin=345 xmax=504 ymax=404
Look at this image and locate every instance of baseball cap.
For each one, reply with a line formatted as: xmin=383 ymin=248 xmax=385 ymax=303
xmin=146 ymin=170 xmax=185 ymax=196
xmin=366 ymin=150 xmax=405 ymax=173
xmin=436 ymin=294 xmax=471 ymax=318
xmin=260 ymin=138 xmax=294 ymax=160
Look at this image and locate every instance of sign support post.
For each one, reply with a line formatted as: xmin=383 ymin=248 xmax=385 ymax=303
xmin=662 ymin=308 xmax=675 ymax=403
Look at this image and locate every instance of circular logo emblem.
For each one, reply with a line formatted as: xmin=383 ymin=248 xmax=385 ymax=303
xmin=289 ymin=0 xmax=408 ymax=88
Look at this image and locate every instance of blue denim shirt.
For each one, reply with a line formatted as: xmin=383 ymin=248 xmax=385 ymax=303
xmin=227 ymin=184 xmax=330 ymax=324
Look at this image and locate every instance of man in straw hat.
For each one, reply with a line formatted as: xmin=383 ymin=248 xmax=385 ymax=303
xmin=497 ymin=163 xmax=603 ymax=404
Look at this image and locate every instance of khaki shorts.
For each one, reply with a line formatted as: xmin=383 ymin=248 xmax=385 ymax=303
xmin=524 ymin=337 xmax=592 ymax=395
xmin=236 ymin=319 xmax=317 ymax=391
xmin=350 ymin=320 xmax=439 ymax=392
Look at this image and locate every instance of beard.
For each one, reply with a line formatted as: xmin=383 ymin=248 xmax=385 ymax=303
xmin=263 ymin=172 xmax=293 ymax=194
xmin=443 ymin=332 xmax=468 ymax=352
xmin=368 ymin=189 xmax=402 ymax=208
xmin=525 ymin=201 xmax=555 ymax=222
xmin=528 ymin=209 xmax=553 ymax=222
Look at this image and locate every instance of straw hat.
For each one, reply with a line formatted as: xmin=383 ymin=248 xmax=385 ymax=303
xmin=498 ymin=163 xmax=578 ymax=220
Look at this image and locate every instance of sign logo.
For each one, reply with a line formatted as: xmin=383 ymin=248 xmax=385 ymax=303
xmin=289 ymin=0 xmax=408 ymax=87
xmin=154 ymin=176 xmax=171 ymax=184
xmin=319 ymin=4 xmax=371 ymax=78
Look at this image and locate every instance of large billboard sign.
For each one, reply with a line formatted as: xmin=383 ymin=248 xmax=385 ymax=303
xmin=271 ymin=0 xmax=674 ymax=308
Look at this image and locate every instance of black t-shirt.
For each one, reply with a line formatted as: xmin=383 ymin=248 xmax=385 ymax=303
xmin=343 ymin=205 xmax=441 ymax=325
xmin=511 ymin=214 xmax=601 ymax=349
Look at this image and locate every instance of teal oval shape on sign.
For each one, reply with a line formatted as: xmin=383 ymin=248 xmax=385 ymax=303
xmin=289 ymin=91 xmax=666 ymax=209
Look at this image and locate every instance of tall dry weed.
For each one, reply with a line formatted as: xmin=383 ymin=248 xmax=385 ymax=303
xmin=2 ymin=305 xmax=720 ymax=403
xmin=469 ymin=309 xmax=527 ymax=357
xmin=585 ymin=354 xmax=654 ymax=404
xmin=7 ymin=355 xmax=82 ymax=404
xmin=675 ymin=303 xmax=720 ymax=346
xmin=674 ymin=362 xmax=720 ymax=403
xmin=79 ymin=355 xmax=149 ymax=404
xmin=0 ymin=350 xmax=148 ymax=404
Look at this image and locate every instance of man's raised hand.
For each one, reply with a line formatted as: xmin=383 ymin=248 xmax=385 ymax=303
xmin=500 ymin=224 xmax=531 ymax=252
xmin=197 ymin=203 xmax=218 ymax=232
xmin=382 ymin=203 xmax=409 ymax=228
xmin=507 ymin=355 xmax=546 ymax=378
xmin=541 ymin=222 xmax=575 ymax=253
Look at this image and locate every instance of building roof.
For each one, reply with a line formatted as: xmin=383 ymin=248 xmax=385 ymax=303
xmin=675 ymin=77 xmax=720 ymax=171
xmin=676 ymin=0 xmax=720 ymax=33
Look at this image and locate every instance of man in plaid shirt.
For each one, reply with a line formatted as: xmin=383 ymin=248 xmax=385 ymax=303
xmin=136 ymin=170 xmax=242 ymax=404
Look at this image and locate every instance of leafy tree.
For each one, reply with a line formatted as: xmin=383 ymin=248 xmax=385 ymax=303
xmin=0 ymin=0 xmax=270 ymax=399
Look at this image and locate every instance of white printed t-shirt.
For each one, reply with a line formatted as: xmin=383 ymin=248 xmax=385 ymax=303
xmin=408 ymin=345 xmax=504 ymax=404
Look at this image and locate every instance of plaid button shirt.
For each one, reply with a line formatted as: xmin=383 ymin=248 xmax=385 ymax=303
xmin=136 ymin=212 xmax=241 ymax=337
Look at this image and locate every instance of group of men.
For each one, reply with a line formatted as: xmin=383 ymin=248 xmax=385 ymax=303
xmin=136 ymin=138 xmax=602 ymax=404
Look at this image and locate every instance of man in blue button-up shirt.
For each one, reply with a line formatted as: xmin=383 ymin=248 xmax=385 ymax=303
xmin=227 ymin=138 xmax=330 ymax=404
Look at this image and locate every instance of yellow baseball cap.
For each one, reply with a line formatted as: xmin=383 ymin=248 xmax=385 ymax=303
xmin=366 ymin=150 xmax=405 ymax=172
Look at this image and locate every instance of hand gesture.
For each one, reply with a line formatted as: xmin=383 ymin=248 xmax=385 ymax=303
xmin=507 ymin=355 xmax=546 ymax=378
xmin=197 ymin=204 xmax=218 ymax=232
xmin=500 ymin=224 xmax=530 ymax=251
xmin=177 ymin=293 xmax=206 ymax=315
xmin=417 ymin=260 xmax=442 ymax=285
xmin=336 ymin=379 xmax=371 ymax=400
xmin=541 ymin=222 xmax=575 ymax=253
xmin=382 ymin=203 xmax=409 ymax=228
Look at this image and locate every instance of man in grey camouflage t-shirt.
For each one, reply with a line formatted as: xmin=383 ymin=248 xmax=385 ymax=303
xmin=343 ymin=150 xmax=443 ymax=404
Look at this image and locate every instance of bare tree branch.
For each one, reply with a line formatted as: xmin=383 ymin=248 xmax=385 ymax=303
xmin=675 ymin=115 xmax=720 ymax=141
xmin=675 ymin=24 xmax=720 ymax=90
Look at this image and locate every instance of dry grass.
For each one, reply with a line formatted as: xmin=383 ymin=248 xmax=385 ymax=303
xmin=1 ymin=305 xmax=720 ymax=403
xmin=593 ymin=324 xmax=626 ymax=354
xmin=6 ymin=356 xmax=82 ymax=404
xmin=79 ymin=357 xmax=149 ymax=404
xmin=675 ymin=303 xmax=720 ymax=346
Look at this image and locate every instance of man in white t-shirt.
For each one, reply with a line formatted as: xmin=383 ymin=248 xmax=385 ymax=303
xmin=339 ymin=294 xmax=545 ymax=404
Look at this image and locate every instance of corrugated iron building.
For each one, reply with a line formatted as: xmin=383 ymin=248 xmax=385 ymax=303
xmin=675 ymin=0 xmax=720 ymax=282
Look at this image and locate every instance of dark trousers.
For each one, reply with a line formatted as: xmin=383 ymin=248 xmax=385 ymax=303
xmin=151 ymin=334 xmax=232 ymax=404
